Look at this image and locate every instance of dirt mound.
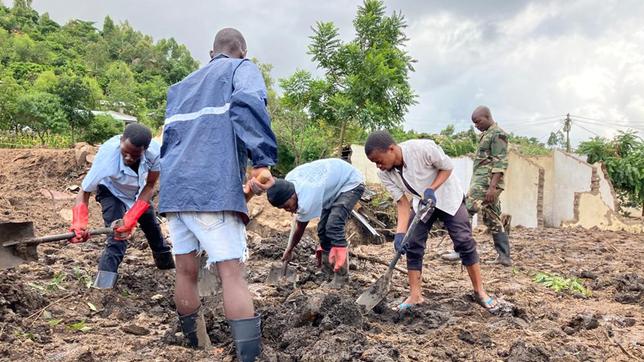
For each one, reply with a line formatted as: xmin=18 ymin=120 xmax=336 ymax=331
xmin=613 ymin=273 xmax=644 ymax=305
xmin=1 ymin=148 xmax=644 ymax=361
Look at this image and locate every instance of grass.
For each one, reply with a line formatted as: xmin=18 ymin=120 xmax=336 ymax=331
xmin=533 ymin=271 xmax=592 ymax=297
xmin=0 ymin=131 xmax=74 ymax=149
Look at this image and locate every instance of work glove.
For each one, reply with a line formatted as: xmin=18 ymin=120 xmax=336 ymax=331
xmin=328 ymin=246 xmax=347 ymax=272
xmin=393 ymin=232 xmax=407 ymax=255
xmin=114 ymin=200 xmax=149 ymax=240
xmin=423 ymin=188 xmax=437 ymax=205
xmin=69 ymin=203 xmax=89 ymax=243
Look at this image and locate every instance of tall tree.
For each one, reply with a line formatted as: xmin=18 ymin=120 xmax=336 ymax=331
xmin=52 ymin=73 xmax=95 ymax=141
xmin=16 ymin=91 xmax=66 ymax=144
xmin=578 ymin=131 xmax=644 ymax=215
xmin=307 ymin=0 xmax=416 ymax=148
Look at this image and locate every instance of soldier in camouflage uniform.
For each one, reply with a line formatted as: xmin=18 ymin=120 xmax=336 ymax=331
xmin=466 ymin=106 xmax=512 ymax=266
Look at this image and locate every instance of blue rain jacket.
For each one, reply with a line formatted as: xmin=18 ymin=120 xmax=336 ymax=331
xmin=159 ymin=54 xmax=277 ymax=217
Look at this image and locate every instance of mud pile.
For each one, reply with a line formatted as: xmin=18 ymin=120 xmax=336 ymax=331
xmin=0 ymin=148 xmax=643 ymax=361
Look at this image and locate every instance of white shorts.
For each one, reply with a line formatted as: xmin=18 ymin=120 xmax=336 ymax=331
xmin=167 ymin=211 xmax=247 ymax=265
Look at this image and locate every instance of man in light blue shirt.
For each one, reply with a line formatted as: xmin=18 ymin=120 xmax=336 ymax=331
xmin=70 ymin=123 xmax=173 ymax=290
xmin=267 ymin=158 xmax=365 ymax=288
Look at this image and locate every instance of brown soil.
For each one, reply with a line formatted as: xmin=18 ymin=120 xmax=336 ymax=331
xmin=0 ymin=148 xmax=643 ymax=361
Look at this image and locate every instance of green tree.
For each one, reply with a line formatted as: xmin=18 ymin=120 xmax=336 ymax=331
xmin=578 ymin=131 xmax=644 ymax=215
xmin=105 ymin=61 xmax=140 ymax=113
xmin=547 ymin=130 xmax=566 ymax=149
xmin=52 ymin=73 xmax=95 ymax=140
xmin=306 ymin=0 xmax=416 ymax=148
xmin=0 ymin=72 xmax=23 ymax=131
xmin=33 ymin=69 xmax=58 ymax=92
xmin=81 ymin=114 xmax=121 ymax=144
xmin=16 ymin=91 xmax=67 ymax=144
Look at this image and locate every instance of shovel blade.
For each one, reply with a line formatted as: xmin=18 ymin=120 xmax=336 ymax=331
xmin=0 ymin=221 xmax=37 ymax=270
xmin=356 ymin=269 xmax=393 ymax=311
xmin=265 ymin=261 xmax=296 ymax=285
xmin=197 ymin=253 xmax=220 ymax=297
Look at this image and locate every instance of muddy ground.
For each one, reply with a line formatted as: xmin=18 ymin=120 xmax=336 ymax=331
xmin=0 ymin=148 xmax=642 ymax=361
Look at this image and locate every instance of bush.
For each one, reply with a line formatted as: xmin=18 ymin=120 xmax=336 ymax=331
xmin=81 ymin=114 xmax=122 ymax=144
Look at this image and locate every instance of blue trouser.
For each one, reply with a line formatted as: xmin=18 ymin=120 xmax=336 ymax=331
xmin=96 ymin=185 xmax=170 ymax=273
xmin=405 ymin=201 xmax=479 ymax=270
xmin=317 ymin=184 xmax=365 ymax=251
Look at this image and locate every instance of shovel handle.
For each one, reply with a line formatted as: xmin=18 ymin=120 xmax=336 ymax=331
xmin=3 ymin=227 xmax=114 ymax=247
xmin=388 ymin=201 xmax=434 ymax=270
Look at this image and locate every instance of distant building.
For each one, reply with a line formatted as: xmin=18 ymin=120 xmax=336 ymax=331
xmin=91 ymin=110 xmax=138 ymax=125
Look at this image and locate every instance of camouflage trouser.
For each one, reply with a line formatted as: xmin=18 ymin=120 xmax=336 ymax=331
xmin=465 ymin=185 xmax=504 ymax=234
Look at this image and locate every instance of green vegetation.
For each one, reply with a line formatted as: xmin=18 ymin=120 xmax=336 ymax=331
xmin=577 ymin=131 xmax=644 ymax=214
xmin=0 ymin=0 xmax=198 ymax=145
xmin=533 ymin=271 xmax=592 ymax=297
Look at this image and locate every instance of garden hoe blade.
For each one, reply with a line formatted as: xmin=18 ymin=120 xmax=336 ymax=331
xmin=0 ymin=221 xmax=37 ymax=270
xmin=266 ymin=217 xmax=297 ymax=285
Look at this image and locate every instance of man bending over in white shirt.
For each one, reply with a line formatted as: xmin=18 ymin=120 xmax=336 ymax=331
xmin=365 ymin=130 xmax=497 ymax=312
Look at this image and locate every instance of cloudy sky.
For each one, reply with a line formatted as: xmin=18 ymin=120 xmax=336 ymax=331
xmin=21 ymin=0 xmax=644 ymax=144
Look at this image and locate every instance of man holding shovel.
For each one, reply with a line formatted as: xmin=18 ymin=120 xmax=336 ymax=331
xmin=159 ymin=28 xmax=277 ymax=361
xmin=364 ymin=130 xmax=497 ymax=312
xmin=266 ymin=158 xmax=365 ymax=288
xmin=69 ymin=123 xmax=174 ymax=289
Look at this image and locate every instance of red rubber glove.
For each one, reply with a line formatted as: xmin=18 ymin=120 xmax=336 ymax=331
xmin=69 ymin=203 xmax=89 ymax=243
xmin=114 ymin=200 xmax=149 ymax=237
xmin=328 ymin=246 xmax=347 ymax=272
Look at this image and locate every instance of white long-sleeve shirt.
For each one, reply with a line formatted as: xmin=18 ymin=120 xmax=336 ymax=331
xmin=377 ymin=139 xmax=464 ymax=216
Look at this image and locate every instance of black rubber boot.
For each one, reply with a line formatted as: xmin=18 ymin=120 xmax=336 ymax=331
xmin=92 ymin=270 xmax=118 ymax=289
xmin=152 ymin=250 xmax=175 ymax=270
xmin=229 ymin=314 xmax=262 ymax=362
xmin=492 ymin=232 xmax=512 ymax=266
xmin=320 ymin=250 xmax=333 ymax=278
xmin=329 ymin=252 xmax=349 ymax=289
xmin=178 ymin=307 xmax=211 ymax=349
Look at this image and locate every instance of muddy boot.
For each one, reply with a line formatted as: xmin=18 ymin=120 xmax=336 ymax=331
xmin=492 ymin=232 xmax=512 ymax=266
xmin=229 ymin=314 xmax=262 ymax=362
xmin=152 ymin=250 xmax=175 ymax=270
xmin=501 ymin=214 xmax=512 ymax=236
xmin=178 ymin=307 xmax=211 ymax=349
xmin=320 ymin=250 xmax=333 ymax=280
xmin=329 ymin=254 xmax=349 ymax=289
xmin=92 ymin=270 xmax=118 ymax=289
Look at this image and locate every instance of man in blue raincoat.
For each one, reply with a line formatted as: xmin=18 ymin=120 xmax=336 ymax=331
xmin=160 ymin=28 xmax=277 ymax=361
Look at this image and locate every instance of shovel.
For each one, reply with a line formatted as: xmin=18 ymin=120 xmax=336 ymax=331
xmin=265 ymin=216 xmax=297 ymax=284
xmin=356 ymin=200 xmax=434 ymax=311
xmin=0 ymin=221 xmax=113 ymax=270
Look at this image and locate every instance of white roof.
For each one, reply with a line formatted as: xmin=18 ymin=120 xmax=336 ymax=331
xmin=91 ymin=110 xmax=138 ymax=122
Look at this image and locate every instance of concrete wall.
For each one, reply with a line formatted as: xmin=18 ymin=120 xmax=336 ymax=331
xmin=349 ymin=145 xmax=633 ymax=232
xmin=531 ymin=155 xmax=555 ymax=227
xmin=551 ymin=150 xmax=593 ymax=227
xmin=594 ymin=163 xmax=616 ymax=211
xmin=563 ymin=192 xmax=643 ymax=233
xmin=499 ymin=152 xmax=542 ymax=228
xmin=350 ymin=145 xmax=381 ymax=184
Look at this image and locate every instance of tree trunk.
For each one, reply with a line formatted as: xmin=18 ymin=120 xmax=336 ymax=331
xmin=338 ymin=120 xmax=347 ymax=153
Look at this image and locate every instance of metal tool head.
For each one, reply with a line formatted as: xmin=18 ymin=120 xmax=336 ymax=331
xmin=265 ymin=261 xmax=296 ymax=285
xmin=355 ymin=268 xmax=394 ymax=311
xmin=0 ymin=221 xmax=37 ymax=270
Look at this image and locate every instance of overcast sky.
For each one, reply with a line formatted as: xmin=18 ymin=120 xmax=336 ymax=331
xmin=17 ymin=0 xmax=644 ymax=144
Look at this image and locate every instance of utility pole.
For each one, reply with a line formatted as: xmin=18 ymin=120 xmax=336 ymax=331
xmin=563 ymin=113 xmax=572 ymax=152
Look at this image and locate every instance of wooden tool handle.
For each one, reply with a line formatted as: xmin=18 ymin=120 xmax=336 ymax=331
xmin=3 ymin=227 xmax=113 ymax=247
xmin=256 ymin=168 xmax=272 ymax=184
xmin=244 ymin=169 xmax=273 ymax=201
